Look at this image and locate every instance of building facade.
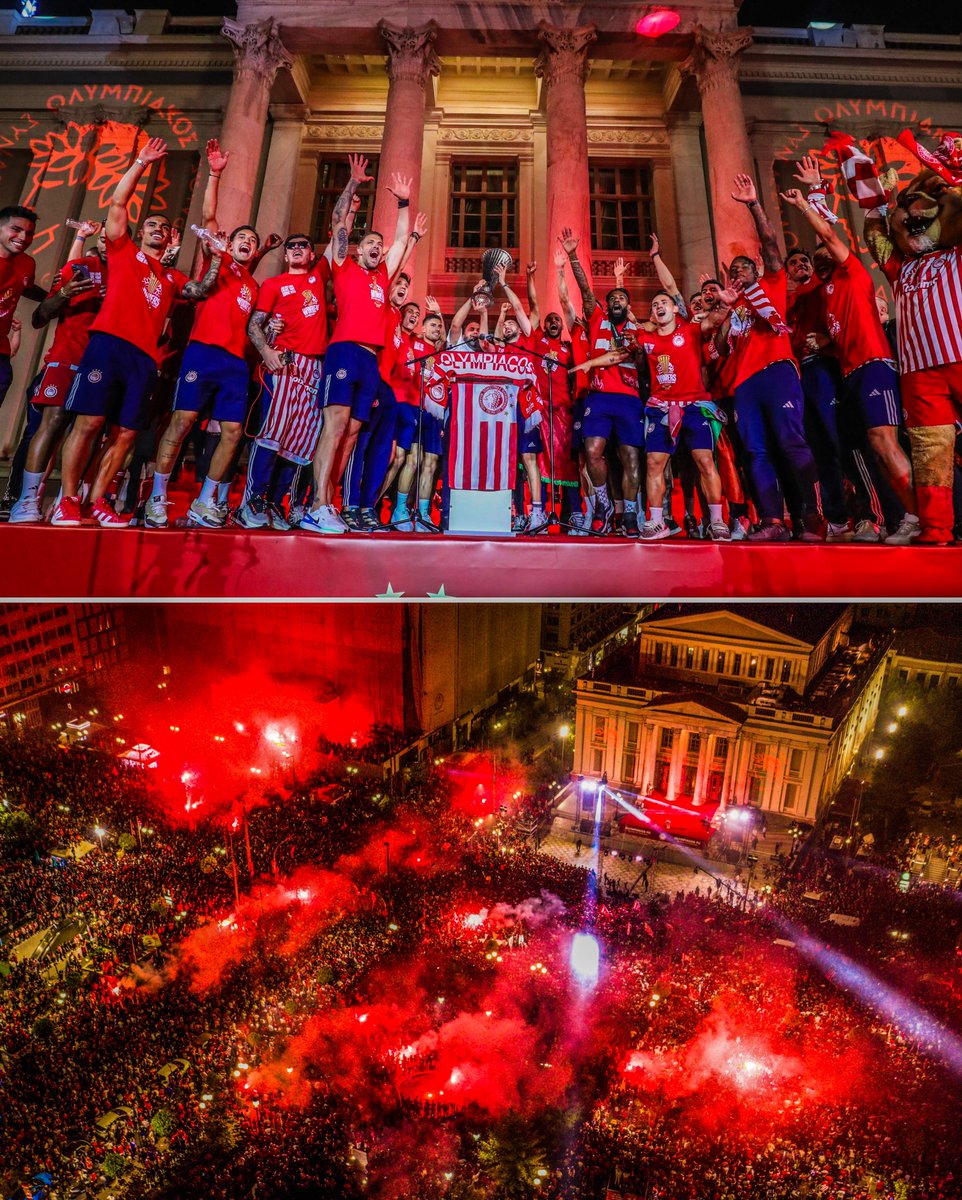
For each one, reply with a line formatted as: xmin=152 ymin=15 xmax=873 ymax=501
xmin=1 ymin=4 xmax=961 ymax=458
xmin=573 ymin=606 xmax=890 ymax=824
xmin=541 ymin=603 xmax=655 ymax=678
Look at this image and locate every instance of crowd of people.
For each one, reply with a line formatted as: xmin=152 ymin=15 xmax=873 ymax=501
xmin=0 ymin=133 xmax=959 ymax=544
xmin=2 ymin=725 xmax=962 ymax=1200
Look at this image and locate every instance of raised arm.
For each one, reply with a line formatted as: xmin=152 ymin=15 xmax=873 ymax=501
xmin=106 ymin=136 xmax=167 ymax=242
xmin=780 ymin=188 xmax=849 ymax=264
xmin=553 ymin=248 xmax=578 ymax=331
xmin=331 ymin=154 xmax=374 ymax=265
xmin=525 ymin=261 xmax=540 ymax=328
xmin=494 ymin=301 xmax=509 ymax=342
xmin=698 ymin=286 xmax=738 ymax=336
xmin=561 ymin=227 xmax=597 ymax=315
xmin=390 ymin=210 xmax=427 ymax=284
xmin=32 ymin=219 xmax=101 ymax=329
xmin=494 ymin=262 xmax=532 ymax=336
xmin=449 ymin=283 xmax=483 ymax=344
xmin=424 ymin=294 xmax=446 ymax=344
xmin=181 ymin=243 xmax=225 ymax=301
xmin=731 ymin=173 xmax=782 ymax=276
xmin=202 ymin=138 xmax=229 ymax=235
xmin=648 ymin=234 xmax=688 ymax=317
xmin=384 ymin=173 xmax=413 ymax=278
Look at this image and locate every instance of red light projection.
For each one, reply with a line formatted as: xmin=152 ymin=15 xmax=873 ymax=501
xmin=635 ymin=8 xmax=681 ymax=36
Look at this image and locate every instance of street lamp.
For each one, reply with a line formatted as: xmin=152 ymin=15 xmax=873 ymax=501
xmin=558 ymin=724 xmax=571 ymax=775
xmin=897 ymin=705 xmax=908 ymax=718
xmin=93 ymin=825 xmax=106 ymax=850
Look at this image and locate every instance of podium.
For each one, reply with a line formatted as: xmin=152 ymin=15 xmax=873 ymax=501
xmin=446 ymin=487 xmax=514 ymax=537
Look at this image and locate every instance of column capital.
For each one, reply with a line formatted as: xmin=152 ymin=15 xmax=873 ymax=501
xmin=379 ymin=20 xmax=441 ymax=88
xmin=535 ymin=23 xmax=597 ymax=87
xmin=682 ymin=25 xmax=753 ymax=93
xmin=222 ymin=17 xmax=293 ymax=85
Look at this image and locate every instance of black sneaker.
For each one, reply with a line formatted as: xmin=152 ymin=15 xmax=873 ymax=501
xmin=748 ymin=519 xmax=792 ymax=543
xmin=0 ymin=493 xmax=11 ymax=523
xmin=683 ymin=513 xmax=702 ymax=540
xmin=622 ymin=511 xmax=640 ymax=539
xmin=340 ymin=506 xmax=367 ymax=532
xmin=359 ymin=507 xmax=387 ymax=533
xmin=590 ymin=495 xmax=613 ymax=535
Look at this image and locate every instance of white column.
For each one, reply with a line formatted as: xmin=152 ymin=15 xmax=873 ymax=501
xmin=254 ymin=104 xmax=307 ymax=276
xmin=667 ymin=729 xmax=689 ymax=802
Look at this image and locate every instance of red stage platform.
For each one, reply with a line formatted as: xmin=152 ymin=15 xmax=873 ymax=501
xmin=1 ymin=526 xmax=958 ymax=599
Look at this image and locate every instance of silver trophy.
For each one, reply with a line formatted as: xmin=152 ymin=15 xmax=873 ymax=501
xmin=473 ymin=248 xmax=514 ymax=309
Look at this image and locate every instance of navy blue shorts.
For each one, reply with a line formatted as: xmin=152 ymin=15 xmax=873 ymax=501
xmin=421 ymin=410 xmax=444 ymax=457
xmin=395 ymin=403 xmax=419 ymax=452
xmin=0 ymin=354 xmax=12 ymax=408
xmin=843 ymin=360 xmax=902 ymax=430
xmin=644 ymin=402 xmax=720 ymax=455
xmin=321 ymin=340 xmax=380 ymax=422
xmin=571 ymin=396 xmax=585 ymax=455
xmin=173 ymin=341 xmax=250 ymax=424
xmin=517 ymin=405 xmax=543 ymax=455
xmin=581 ymin=389 xmax=644 ymax=447
xmin=65 ymin=332 xmax=157 ymax=431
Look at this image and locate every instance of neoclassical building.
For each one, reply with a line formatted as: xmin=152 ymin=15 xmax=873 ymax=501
xmin=1 ymin=3 xmax=961 ymax=457
xmin=572 ymin=606 xmax=890 ymax=823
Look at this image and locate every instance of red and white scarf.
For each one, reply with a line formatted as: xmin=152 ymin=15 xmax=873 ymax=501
xmin=824 ymin=131 xmax=887 ymax=211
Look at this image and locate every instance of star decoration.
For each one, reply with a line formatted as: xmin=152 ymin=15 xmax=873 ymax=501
xmin=376 ymin=582 xmax=405 ymax=598
xmin=426 ymin=584 xmax=449 ymax=598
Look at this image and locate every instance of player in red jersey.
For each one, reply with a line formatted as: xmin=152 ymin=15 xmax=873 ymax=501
xmin=54 ymin=137 xmax=222 ymax=528
xmin=525 ymin=261 xmax=578 ymax=526
xmin=147 ymin=139 xmax=261 ymax=530
xmin=0 ymin=204 xmax=43 ymax=415
xmin=562 ymin=227 xmax=645 ymax=537
xmin=714 ymin=173 xmax=825 ymax=542
xmin=784 ymin=169 xmax=919 ymax=545
xmin=303 ymin=154 xmax=414 ymax=536
xmin=8 ymin=221 xmax=105 ymax=523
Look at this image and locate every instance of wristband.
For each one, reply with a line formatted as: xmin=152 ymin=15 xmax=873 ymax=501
xmin=397 ymin=198 xmax=410 ymax=209
xmin=135 ymin=157 xmax=145 ymax=166
xmin=747 ymin=199 xmax=758 ymax=209
xmin=210 ymin=173 xmax=221 ymax=179
xmin=651 ymin=250 xmax=661 ymax=258
xmin=410 ymin=231 xmax=421 ymax=241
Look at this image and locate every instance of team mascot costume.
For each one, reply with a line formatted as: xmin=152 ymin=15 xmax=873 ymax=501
xmin=825 ymin=128 xmax=962 ymax=544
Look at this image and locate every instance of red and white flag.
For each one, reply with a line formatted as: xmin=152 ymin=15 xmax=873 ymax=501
xmin=425 ymin=348 xmax=543 ymax=491
xmin=824 ymin=131 xmax=888 ymax=211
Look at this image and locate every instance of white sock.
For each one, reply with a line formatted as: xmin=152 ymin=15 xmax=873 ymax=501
xmin=151 ymin=471 xmax=171 ymax=501
xmin=532 ymin=500 xmax=543 ymax=513
xmin=21 ymin=470 xmax=43 ymax=498
xmin=216 ymin=482 xmax=230 ymax=505
xmin=709 ymin=504 xmax=723 ymax=523
xmin=199 ymin=477 xmax=218 ymax=504
xmin=650 ymin=506 xmax=663 ymax=526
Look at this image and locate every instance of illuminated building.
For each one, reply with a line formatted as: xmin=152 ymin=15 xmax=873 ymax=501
xmin=1 ymin=5 xmax=961 ymax=460
xmin=540 ymin=604 xmax=655 ymax=678
xmin=573 ymin=605 xmax=890 ymax=823
xmin=888 ymin=627 xmax=962 ymax=693
xmin=0 ymin=603 xmax=125 ymax=727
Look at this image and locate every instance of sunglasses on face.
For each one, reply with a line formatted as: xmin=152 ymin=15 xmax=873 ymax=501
xmin=286 ymin=240 xmax=311 ymax=250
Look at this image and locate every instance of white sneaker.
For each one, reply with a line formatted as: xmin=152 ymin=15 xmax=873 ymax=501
xmin=527 ymin=509 xmax=550 ymax=533
xmin=708 ymin=519 xmax=731 ymax=542
xmin=853 ymin=519 xmax=882 ymax=543
xmin=826 ymin=520 xmax=854 ymax=543
xmin=640 ymin=520 xmax=672 ymax=542
xmin=884 ymin=516 xmax=921 ymax=545
xmin=568 ymin=512 xmax=589 ymax=537
xmin=187 ymin=497 xmax=226 ymax=528
xmin=289 ymin=504 xmax=306 ymax=528
xmin=300 ymin=504 xmax=348 ymax=535
xmin=730 ymin=516 xmax=751 ymax=542
xmin=9 ymin=494 xmax=42 ymax=523
xmin=144 ymin=495 xmax=170 ymax=529
xmin=236 ymin=498 xmax=270 ymax=530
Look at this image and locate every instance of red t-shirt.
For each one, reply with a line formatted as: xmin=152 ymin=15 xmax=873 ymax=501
xmin=329 ymin=256 xmax=391 ymax=348
xmin=379 ymin=305 xmax=403 ymax=383
xmin=255 ymin=261 xmax=330 ymax=358
xmin=529 ymin=326 xmax=574 ymax=408
xmin=586 ymin=305 xmax=640 ymax=395
xmin=822 ymin=253 xmax=894 ymax=377
xmin=728 ymin=268 xmax=797 ymax=390
xmin=392 ymin=334 xmax=437 ymax=405
xmin=0 ymin=250 xmax=36 ymax=356
xmin=89 ymin=234 xmax=187 ymax=362
xmin=45 ymin=255 xmax=105 ymax=367
xmin=190 ymin=255 xmax=259 ymax=360
xmin=787 ymin=275 xmax=829 ymax=362
xmin=639 ymin=321 xmax=710 ymax=405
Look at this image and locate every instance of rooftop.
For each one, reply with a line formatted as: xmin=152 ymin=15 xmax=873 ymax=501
xmin=641 ymin=604 xmax=849 ymax=648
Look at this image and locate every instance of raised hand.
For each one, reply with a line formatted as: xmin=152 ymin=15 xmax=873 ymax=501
xmin=698 ymin=271 xmax=713 ymax=287
xmin=718 ymin=285 xmax=740 ymax=307
xmin=424 ymin=294 xmax=441 ymax=314
xmin=76 ymin=219 xmax=102 ymax=239
xmin=493 ymin=261 xmax=507 ymax=287
xmin=348 ymin=154 xmax=373 ymax=185
xmin=779 ymin=188 xmax=807 ymax=209
xmin=349 ymin=194 xmax=362 ymax=214
xmin=413 ymin=211 xmax=428 ymax=239
xmin=388 ymin=173 xmax=412 ymax=201
xmin=553 ymin=247 xmax=568 ymax=269
xmin=526 ymin=261 xmax=537 ymax=276
xmin=613 ymin=256 xmax=627 ymax=277
xmin=206 ymin=138 xmax=230 ymax=175
xmin=138 ymin=136 xmax=168 ymax=164
xmin=793 ymin=155 xmax=821 ymax=188
xmin=61 ymin=275 xmax=96 ymax=298
xmin=560 ymin=227 xmax=579 ymax=255
xmin=262 ymin=233 xmax=283 ymax=253
xmin=731 ymin=173 xmax=758 ymax=205
xmin=648 ymin=233 xmax=660 ymax=256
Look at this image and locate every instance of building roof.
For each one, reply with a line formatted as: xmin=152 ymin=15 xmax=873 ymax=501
xmin=642 ymin=604 xmax=848 ymax=647
xmin=894 ymin=627 xmax=962 ymax=667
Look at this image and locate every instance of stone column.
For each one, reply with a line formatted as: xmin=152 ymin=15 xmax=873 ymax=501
xmin=682 ymin=26 xmax=756 ymax=270
xmin=535 ymin=23 xmax=596 ymax=318
xmin=641 ymin=724 xmax=658 ymax=795
xmin=254 ymin=104 xmax=307 ymax=275
xmin=667 ymin=729 xmax=689 ymax=803
xmin=693 ymin=734 xmax=712 ymax=806
xmin=665 ymin=113 xmax=714 ymax=298
xmin=219 ymin=18 xmax=293 ymax=239
xmin=372 ymin=21 xmax=440 ymax=239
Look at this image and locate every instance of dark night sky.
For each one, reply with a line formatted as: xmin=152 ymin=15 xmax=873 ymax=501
xmin=27 ymin=0 xmax=962 ymax=35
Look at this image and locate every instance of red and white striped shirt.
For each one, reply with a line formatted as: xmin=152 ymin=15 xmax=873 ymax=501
xmin=256 ymin=352 xmax=323 ymax=464
xmin=883 ymin=245 xmax=962 ymax=374
xmin=424 ymin=348 xmax=542 ymax=491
